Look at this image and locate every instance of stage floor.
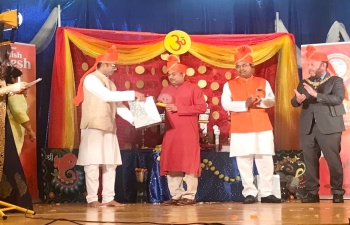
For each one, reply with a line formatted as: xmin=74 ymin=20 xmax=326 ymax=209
xmin=0 ymin=200 xmax=349 ymax=225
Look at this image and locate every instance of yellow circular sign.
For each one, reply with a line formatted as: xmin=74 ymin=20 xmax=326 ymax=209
xmin=198 ymin=66 xmax=207 ymax=74
xmin=225 ymin=72 xmax=232 ymax=80
xmin=82 ymin=62 xmax=89 ymax=71
xmin=135 ymin=66 xmax=145 ymax=74
xmin=212 ymin=97 xmax=219 ymax=105
xmin=136 ymin=80 xmax=144 ymax=89
xmin=198 ymin=80 xmax=207 ymax=88
xmin=212 ymin=111 xmax=220 ymax=120
xmin=186 ymin=68 xmax=195 ymax=76
xmin=125 ymin=66 xmax=130 ymax=74
xmin=164 ymin=30 xmax=191 ymax=55
xmin=125 ymin=81 xmax=130 ymax=89
xmin=162 ymin=65 xmax=167 ymax=74
xmin=211 ymin=82 xmax=220 ymax=91
xmin=151 ymin=67 xmax=156 ymax=75
xmin=162 ymin=79 xmax=169 ymax=87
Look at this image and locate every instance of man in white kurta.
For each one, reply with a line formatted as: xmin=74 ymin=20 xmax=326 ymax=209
xmin=221 ymin=45 xmax=281 ymax=204
xmin=73 ymin=45 xmax=145 ymax=207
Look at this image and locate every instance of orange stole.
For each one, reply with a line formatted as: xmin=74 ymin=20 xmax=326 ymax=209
xmin=228 ymin=76 xmax=272 ymax=133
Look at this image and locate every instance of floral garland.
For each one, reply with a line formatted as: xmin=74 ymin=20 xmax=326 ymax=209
xmin=201 ymin=159 xmax=240 ymax=183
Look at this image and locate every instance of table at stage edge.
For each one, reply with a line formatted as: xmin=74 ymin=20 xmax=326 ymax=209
xmin=115 ymin=149 xmax=245 ymax=203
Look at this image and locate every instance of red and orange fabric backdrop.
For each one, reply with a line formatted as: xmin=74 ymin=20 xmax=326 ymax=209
xmin=49 ymin=27 xmax=300 ymax=151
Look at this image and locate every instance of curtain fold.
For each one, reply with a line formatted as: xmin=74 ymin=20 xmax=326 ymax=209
xmin=48 ymin=27 xmax=299 ymax=150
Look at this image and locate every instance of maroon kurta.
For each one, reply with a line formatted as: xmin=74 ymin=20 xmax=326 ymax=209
xmin=158 ymin=81 xmax=206 ymax=176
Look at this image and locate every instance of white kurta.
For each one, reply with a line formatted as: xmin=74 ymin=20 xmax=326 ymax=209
xmin=77 ymin=74 xmax=135 ymax=166
xmin=221 ymin=80 xmax=275 ymax=157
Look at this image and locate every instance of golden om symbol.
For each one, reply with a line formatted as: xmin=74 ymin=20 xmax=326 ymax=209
xmin=170 ymin=35 xmax=187 ymax=51
xmin=164 ymin=30 xmax=191 ymax=54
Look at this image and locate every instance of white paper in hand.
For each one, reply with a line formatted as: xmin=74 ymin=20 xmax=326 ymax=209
xmin=26 ymin=78 xmax=42 ymax=88
xmin=128 ymin=96 xmax=162 ymax=129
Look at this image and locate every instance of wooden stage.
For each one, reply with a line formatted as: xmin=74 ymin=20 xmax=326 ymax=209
xmin=0 ymin=200 xmax=350 ymax=225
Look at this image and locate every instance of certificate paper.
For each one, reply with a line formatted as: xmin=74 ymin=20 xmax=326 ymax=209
xmin=128 ymin=96 xmax=162 ymax=129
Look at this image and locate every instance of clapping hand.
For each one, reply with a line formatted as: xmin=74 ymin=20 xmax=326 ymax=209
xmin=255 ymin=95 xmax=262 ymax=105
xmin=294 ymin=89 xmax=306 ymax=104
xmin=302 ymin=83 xmax=317 ymax=97
xmin=245 ymin=95 xmax=261 ymax=108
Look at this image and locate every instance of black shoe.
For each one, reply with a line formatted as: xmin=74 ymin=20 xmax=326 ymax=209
xmin=163 ymin=199 xmax=180 ymax=206
xmin=302 ymin=193 xmax=320 ymax=203
xmin=243 ymin=195 xmax=256 ymax=204
xmin=333 ymin=194 xmax=344 ymax=203
xmin=177 ymin=198 xmax=197 ymax=206
xmin=261 ymin=195 xmax=281 ymax=203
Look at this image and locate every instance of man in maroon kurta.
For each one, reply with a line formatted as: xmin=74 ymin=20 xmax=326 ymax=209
xmin=157 ymin=55 xmax=206 ymax=206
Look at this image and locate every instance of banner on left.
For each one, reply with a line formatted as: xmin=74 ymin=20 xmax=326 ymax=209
xmin=9 ymin=43 xmax=37 ymax=199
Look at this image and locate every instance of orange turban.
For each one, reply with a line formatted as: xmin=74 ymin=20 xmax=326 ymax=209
xmin=73 ymin=45 xmax=118 ymax=106
xmin=305 ymin=45 xmax=329 ymax=61
xmin=305 ymin=45 xmax=337 ymax=75
xmin=166 ymin=55 xmax=187 ymax=73
xmin=234 ymin=45 xmax=253 ymax=64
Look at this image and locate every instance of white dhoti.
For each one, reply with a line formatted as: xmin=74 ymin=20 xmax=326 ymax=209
xmin=229 ymin=130 xmax=274 ymax=157
xmin=77 ymin=128 xmax=122 ymax=203
xmin=77 ymin=128 xmax=122 ymax=166
xmin=230 ymin=130 xmax=275 ymax=198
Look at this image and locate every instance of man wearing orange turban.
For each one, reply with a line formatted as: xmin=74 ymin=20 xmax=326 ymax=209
xmin=73 ymin=45 xmax=145 ymax=207
xmin=157 ymin=55 xmax=206 ymax=206
xmin=221 ymin=45 xmax=281 ymax=204
xmin=292 ymin=45 xmax=346 ymax=203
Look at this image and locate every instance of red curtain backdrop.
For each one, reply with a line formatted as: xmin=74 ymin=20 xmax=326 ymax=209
xmin=71 ymin=43 xmax=278 ymax=148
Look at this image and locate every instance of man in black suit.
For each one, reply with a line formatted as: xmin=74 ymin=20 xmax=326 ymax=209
xmin=291 ymin=45 xmax=346 ymax=203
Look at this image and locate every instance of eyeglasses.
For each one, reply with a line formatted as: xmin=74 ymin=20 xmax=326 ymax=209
xmin=104 ymin=63 xmax=117 ymax=69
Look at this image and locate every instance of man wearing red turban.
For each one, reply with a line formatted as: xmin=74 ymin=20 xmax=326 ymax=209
xmin=221 ymin=45 xmax=281 ymax=204
xmin=73 ymin=45 xmax=145 ymax=207
xmin=157 ymin=55 xmax=206 ymax=206
xmin=292 ymin=45 xmax=346 ymax=203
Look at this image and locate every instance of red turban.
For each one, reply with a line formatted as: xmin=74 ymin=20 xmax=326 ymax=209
xmin=234 ymin=45 xmax=253 ymax=64
xmin=166 ymin=55 xmax=187 ymax=73
xmin=73 ymin=45 xmax=118 ymax=106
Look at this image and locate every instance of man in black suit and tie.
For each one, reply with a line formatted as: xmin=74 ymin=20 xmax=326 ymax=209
xmin=291 ymin=45 xmax=346 ymax=203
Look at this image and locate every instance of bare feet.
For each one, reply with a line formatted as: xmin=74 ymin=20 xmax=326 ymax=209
xmin=88 ymin=201 xmax=103 ymax=208
xmin=104 ymin=200 xmax=125 ymax=207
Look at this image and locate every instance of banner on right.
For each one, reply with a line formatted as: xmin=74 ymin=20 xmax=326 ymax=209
xmin=301 ymin=42 xmax=350 ymax=197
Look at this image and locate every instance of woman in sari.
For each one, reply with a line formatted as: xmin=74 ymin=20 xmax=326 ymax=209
xmin=0 ymin=43 xmax=33 ymax=210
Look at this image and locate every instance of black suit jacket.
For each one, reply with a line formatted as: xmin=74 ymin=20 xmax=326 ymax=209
xmin=291 ymin=74 xmax=346 ymax=135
